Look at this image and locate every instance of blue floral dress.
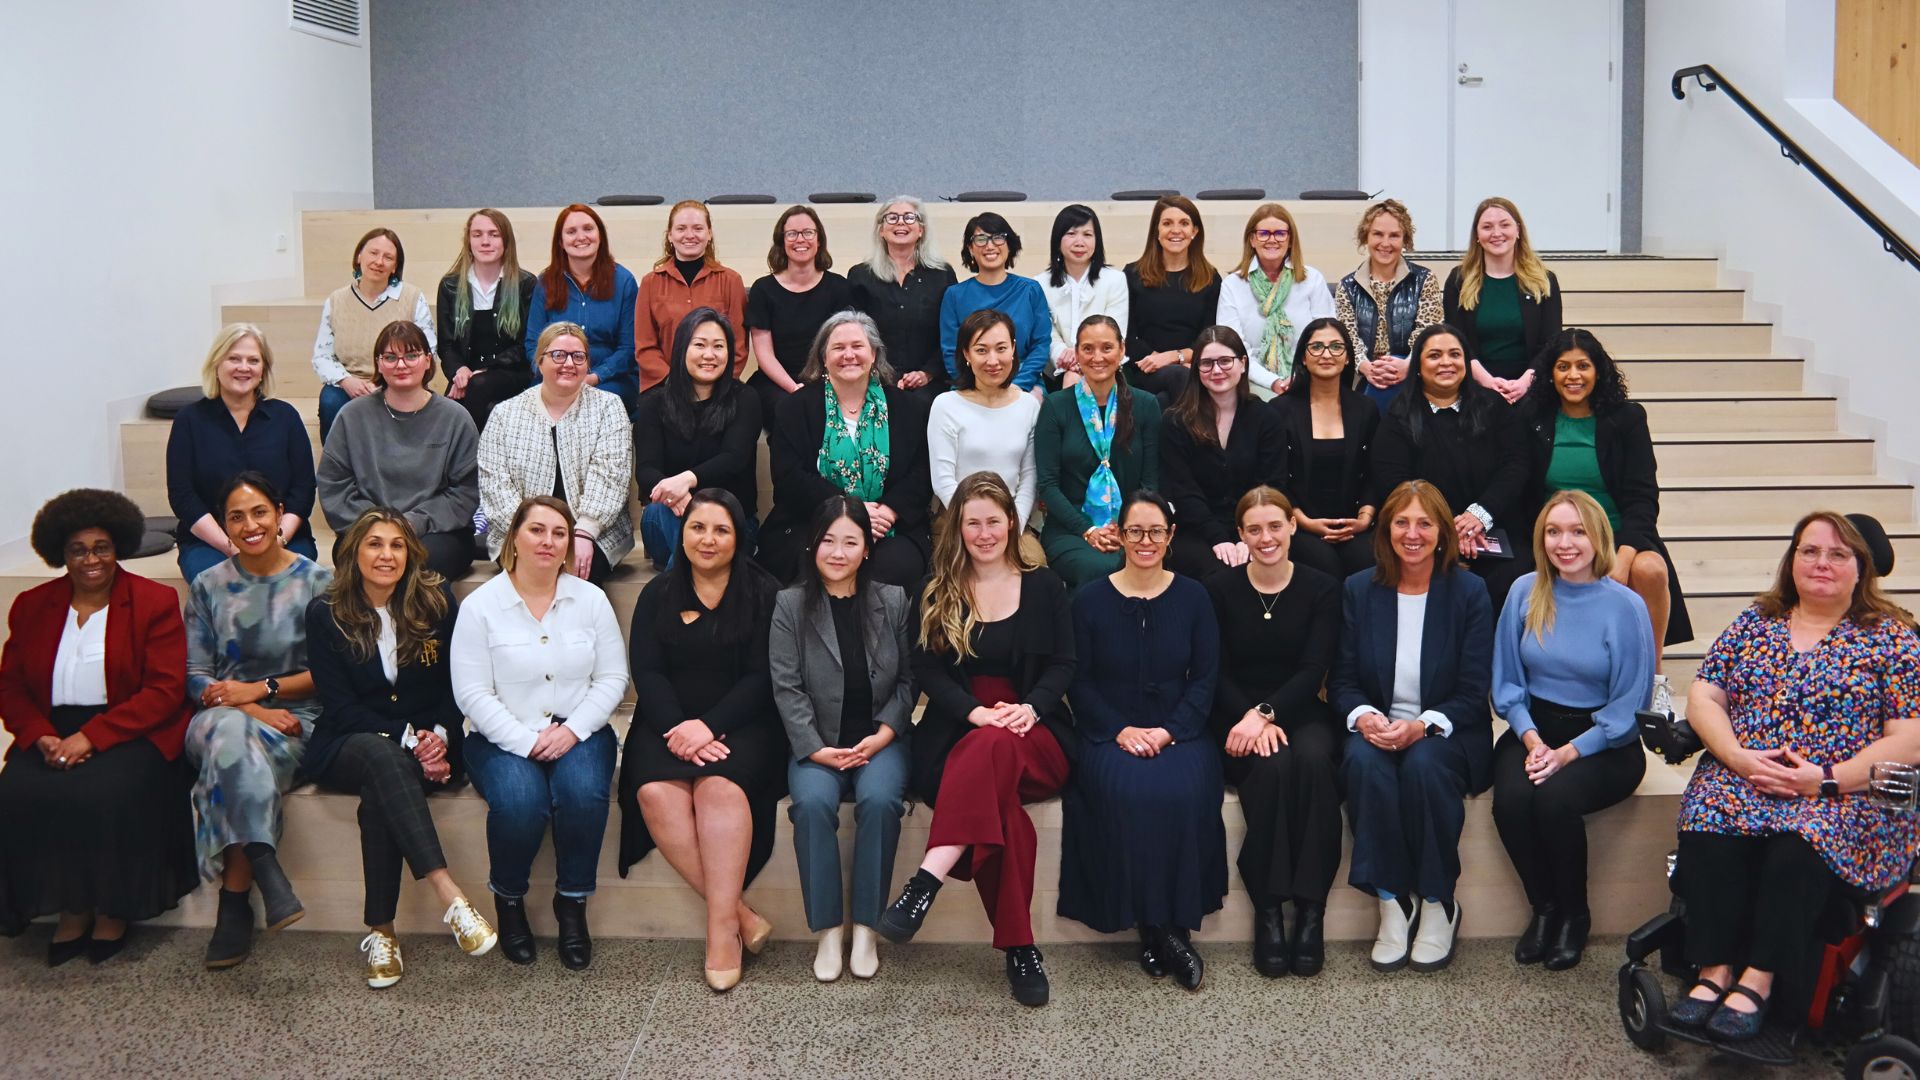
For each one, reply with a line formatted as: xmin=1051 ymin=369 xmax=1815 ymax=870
xmin=1677 ymin=606 xmax=1920 ymax=890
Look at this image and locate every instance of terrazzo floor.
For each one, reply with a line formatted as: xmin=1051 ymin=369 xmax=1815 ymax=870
xmin=0 ymin=925 xmax=1849 ymax=1079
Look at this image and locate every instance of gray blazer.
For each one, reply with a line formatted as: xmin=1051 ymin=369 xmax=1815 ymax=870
xmin=769 ymin=582 xmax=915 ymax=761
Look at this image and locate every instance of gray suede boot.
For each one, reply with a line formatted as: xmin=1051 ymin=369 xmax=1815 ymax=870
xmin=204 ymin=889 xmax=255 ymax=969
xmin=243 ymin=843 xmax=305 ymax=930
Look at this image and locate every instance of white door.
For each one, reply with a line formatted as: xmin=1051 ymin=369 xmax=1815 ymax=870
xmin=1451 ymin=0 xmax=1621 ymax=251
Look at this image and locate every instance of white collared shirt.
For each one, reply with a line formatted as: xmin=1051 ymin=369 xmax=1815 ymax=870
xmin=311 ymin=279 xmax=438 ymax=386
xmin=467 ymin=268 xmax=500 ymax=311
xmin=449 ymin=572 xmax=629 ymax=757
xmin=1034 ymin=265 xmax=1129 ymax=369
xmin=51 ymin=607 xmax=108 ymax=707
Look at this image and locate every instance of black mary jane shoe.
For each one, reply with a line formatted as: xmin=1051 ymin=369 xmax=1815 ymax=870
xmin=1542 ymin=913 xmax=1590 ymax=972
xmin=47 ymin=936 xmax=88 ymax=968
xmin=1668 ymin=976 xmax=1728 ymax=1029
xmin=1706 ymin=984 xmax=1771 ymax=1043
xmin=1290 ymin=902 xmax=1326 ymax=978
xmin=1252 ymin=902 xmax=1288 ymax=978
xmin=1158 ymin=927 xmax=1205 ymax=992
xmin=1137 ymin=926 xmax=1167 ymax=979
xmin=494 ymin=894 xmax=536 ymax=965
xmin=1514 ymin=906 xmax=1561 ymax=966
xmin=552 ymin=894 xmax=592 ymax=971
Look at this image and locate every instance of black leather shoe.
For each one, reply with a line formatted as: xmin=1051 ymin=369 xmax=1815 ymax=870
xmin=1706 ymin=984 xmax=1770 ymax=1042
xmin=552 ymin=894 xmax=591 ymax=971
xmin=1514 ymin=906 xmax=1560 ymax=965
xmin=1252 ymin=901 xmax=1288 ymax=977
xmin=878 ymin=870 xmax=941 ymax=944
xmin=1137 ymin=926 xmax=1167 ymax=978
xmin=1289 ymin=902 xmax=1326 ymax=978
xmin=47 ymin=936 xmax=88 ymax=968
xmin=494 ymin=895 xmax=535 ymax=965
xmin=1542 ymin=913 xmax=1590 ymax=972
xmin=1158 ymin=927 xmax=1204 ymax=992
xmin=88 ymin=928 xmax=130 ymax=965
xmin=1006 ymin=945 xmax=1049 ymax=1006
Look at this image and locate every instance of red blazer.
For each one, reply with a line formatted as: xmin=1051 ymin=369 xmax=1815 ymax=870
xmin=0 ymin=570 xmax=191 ymax=761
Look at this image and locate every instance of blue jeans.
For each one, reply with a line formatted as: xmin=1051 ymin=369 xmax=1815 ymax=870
xmin=465 ymin=726 xmax=617 ymax=899
xmin=178 ymin=534 xmax=319 ymax=584
xmin=318 ymin=383 xmax=351 ymax=443
xmin=639 ymin=500 xmax=757 ymax=571
xmin=787 ymin=740 xmax=909 ymax=931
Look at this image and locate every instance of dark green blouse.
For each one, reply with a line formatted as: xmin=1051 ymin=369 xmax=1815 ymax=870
xmin=1474 ymin=275 xmax=1528 ymax=379
xmin=1033 ymin=386 xmax=1162 ymax=538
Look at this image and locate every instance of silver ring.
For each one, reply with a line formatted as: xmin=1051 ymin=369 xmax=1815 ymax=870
xmin=55 ymin=756 xmax=66 ymax=764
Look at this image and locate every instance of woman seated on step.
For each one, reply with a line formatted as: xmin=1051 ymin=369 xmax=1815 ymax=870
xmin=770 ymin=497 xmax=915 ymax=984
xmin=746 ymin=205 xmax=857 ymax=429
xmin=757 ymin=310 xmax=933 ymax=589
xmin=849 ymin=196 xmax=957 ymax=401
xmin=0 ymin=489 xmax=197 ymax=965
xmin=523 ymin=203 xmax=640 ymax=416
xmin=878 ymin=472 xmax=1077 ymax=1007
xmin=1328 ymin=479 xmax=1493 ymax=976
xmin=1333 ymin=199 xmax=1441 ymax=411
xmin=619 ymin=489 xmax=783 ymax=994
xmin=632 ymin=200 xmax=748 ymax=395
xmin=1490 ymin=491 xmax=1654 ymax=975
xmin=1270 ymin=318 xmax=1381 ymax=581
xmin=927 ymin=310 xmax=1040 ymax=529
xmin=477 ymin=320 xmax=633 ymax=584
xmin=303 ymin=507 xmax=499 ymax=990
xmin=437 ymin=208 xmax=537 ymax=432
xmin=1442 ymin=197 xmax=1563 ymax=406
xmin=939 ymin=212 xmax=1051 ymax=394
xmin=1159 ymin=325 xmax=1286 ymax=580
xmin=1521 ymin=327 xmax=1693 ymax=695
xmin=167 ymin=323 xmax=318 ymax=582
xmin=313 ymin=226 xmax=436 ymax=442
xmin=317 ymin=320 xmax=479 ymax=581
xmin=1033 ymin=315 xmax=1163 ymax=591
xmin=632 ymin=308 xmax=763 ymax=570
xmin=450 ymin=496 xmax=628 ymax=971
xmin=1665 ymin=511 xmax=1920 ymax=1042
xmin=184 ymin=472 xmax=333 ymax=970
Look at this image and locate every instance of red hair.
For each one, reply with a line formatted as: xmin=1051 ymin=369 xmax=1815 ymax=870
xmin=540 ymin=203 xmax=617 ymax=311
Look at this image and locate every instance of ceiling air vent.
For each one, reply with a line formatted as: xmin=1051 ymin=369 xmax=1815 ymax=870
xmin=290 ymin=0 xmax=363 ymax=45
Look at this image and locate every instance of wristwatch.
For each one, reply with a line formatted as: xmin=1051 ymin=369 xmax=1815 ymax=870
xmin=1424 ymin=722 xmax=1445 ymax=739
xmin=1820 ymin=763 xmax=1839 ymax=799
xmin=263 ymin=676 xmax=281 ymax=704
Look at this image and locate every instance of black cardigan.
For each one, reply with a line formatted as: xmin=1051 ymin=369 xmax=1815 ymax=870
xmin=906 ymin=568 xmax=1077 ymax=804
xmin=1269 ymin=387 xmax=1380 ymax=520
xmin=1441 ymin=266 xmax=1563 ymax=374
xmin=1160 ymin=405 xmax=1287 ymax=546
xmin=437 ymin=270 xmax=537 ymax=381
xmin=1371 ymin=391 xmax=1532 ymax=529
xmin=299 ymin=591 xmax=464 ymax=785
xmin=765 ymin=379 xmax=933 ymax=541
xmin=633 ymin=384 xmax=763 ymax=520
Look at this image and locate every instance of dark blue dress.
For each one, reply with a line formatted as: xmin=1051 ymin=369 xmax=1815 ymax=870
xmin=1058 ymin=574 xmax=1226 ymax=932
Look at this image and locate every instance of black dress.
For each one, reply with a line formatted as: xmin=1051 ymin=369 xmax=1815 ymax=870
xmin=1123 ymin=264 xmax=1220 ymax=403
xmin=1205 ymin=565 xmax=1344 ymax=905
xmin=1159 ymin=405 xmax=1287 ymax=579
xmin=745 ymin=272 xmax=857 ymax=428
xmin=616 ymin=572 xmax=786 ymax=882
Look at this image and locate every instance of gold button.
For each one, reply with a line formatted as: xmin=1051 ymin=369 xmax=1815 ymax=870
xmin=389 ymin=693 xmax=399 ymax=702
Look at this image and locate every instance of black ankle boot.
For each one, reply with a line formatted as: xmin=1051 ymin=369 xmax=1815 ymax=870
xmin=1543 ymin=912 xmax=1590 ymax=971
xmin=878 ymin=869 xmax=941 ymax=944
xmin=1252 ymin=901 xmax=1288 ymax=978
xmin=205 ymin=888 xmax=255 ymax=969
xmin=553 ymin=894 xmax=591 ymax=971
xmin=1136 ymin=926 xmax=1167 ymax=978
xmin=494 ymin=894 xmax=535 ymax=965
xmin=1158 ymin=927 xmax=1204 ymax=992
xmin=1290 ymin=902 xmax=1326 ymax=977
xmin=242 ymin=843 xmax=304 ymax=931
xmin=1006 ymin=945 xmax=1050 ymax=1006
xmin=1515 ymin=905 xmax=1560 ymax=965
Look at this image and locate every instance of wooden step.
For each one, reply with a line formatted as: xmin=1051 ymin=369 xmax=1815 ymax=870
xmin=1653 ymin=432 xmax=1873 ymax=476
xmin=1615 ymin=356 xmax=1802 ymax=393
xmin=1561 ymin=289 xmax=1744 ymax=321
xmin=1662 ymin=522 xmax=1920 ymax=565
xmin=1656 ymin=474 xmax=1912 ymax=527
xmin=1578 ymin=321 xmax=1772 ymax=354
xmin=1639 ymin=392 xmax=1835 ymax=433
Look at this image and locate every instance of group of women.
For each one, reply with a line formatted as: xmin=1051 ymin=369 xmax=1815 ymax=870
xmin=0 ymin=194 xmax=1910 ymax=1043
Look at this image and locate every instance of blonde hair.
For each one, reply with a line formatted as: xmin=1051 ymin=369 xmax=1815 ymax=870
xmin=533 ymin=321 xmax=589 ymax=368
xmin=199 ymin=323 xmax=275 ymax=399
xmin=655 ymin=200 xmax=722 ymax=270
xmin=1232 ymin=203 xmax=1308 ymax=282
xmin=1234 ymin=485 xmax=1296 ymax=528
xmin=863 ymin=195 xmax=949 ymax=281
xmin=919 ymin=472 xmax=1037 ymax=660
xmin=1457 ymin=197 xmax=1550 ymax=309
xmin=1355 ymin=199 xmax=1417 ymax=252
xmin=497 ymin=495 xmax=577 ymax=577
xmin=1524 ymin=491 xmax=1616 ymax=641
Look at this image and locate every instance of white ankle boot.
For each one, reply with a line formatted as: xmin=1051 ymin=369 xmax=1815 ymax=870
xmin=850 ymin=925 xmax=880 ymax=979
xmin=813 ymin=926 xmax=846 ymax=982
xmin=1371 ymin=897 xmax=1415 ymax=972
xmin=1410 ymin=898 xmax=1461 ymax=972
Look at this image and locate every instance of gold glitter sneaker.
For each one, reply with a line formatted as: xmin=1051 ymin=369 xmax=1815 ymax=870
xmin=444 ymin=896 xmax=498 ymax=957
xmin=359 ymin=930 xmax=404 ymax=989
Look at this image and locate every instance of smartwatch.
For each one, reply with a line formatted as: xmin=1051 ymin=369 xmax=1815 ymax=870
xmin=1424 ymin=722 xmax=1445 ymax=739
xmin=1256 ymin=703 xmax=1276 ymax=722
xmin=263 ymin=676 xmax=281 ymax=704
xmin=1820 ymin=763 xmax=1839 ymax=799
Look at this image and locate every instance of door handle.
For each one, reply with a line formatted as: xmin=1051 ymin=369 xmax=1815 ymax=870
xmin=1457 ymin=75 xmax=1484 ymax=86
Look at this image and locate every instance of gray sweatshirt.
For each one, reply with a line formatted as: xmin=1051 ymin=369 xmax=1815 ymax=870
xmin=317 ymin=391 xmax=479 ymax=536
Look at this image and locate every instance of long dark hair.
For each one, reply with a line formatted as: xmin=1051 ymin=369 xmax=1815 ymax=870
xmin=1521 ymin=327 xmax=1631 ymax=420
xmin=1387 ymin=322 xmax=1500 ymax=445
xmin=324 ymin=508 xmax=449 ymax=666
xmin=1165 ymin=325 xmax=1251 ymax=448
xmin=1279 ymin=317 xmax=1357 ymax=400
xmin=799 ymin=495 xmax=872 ymax=613
xmin=659 ymin=307 xmax=743 ymax=439
xmin=1074 ymin=314 xmax=1136 ymax=456
xmin=1045 ymin=204 xmax=1107 ymax=288
xmin=647 ymin=488 xmax=775 ymax=646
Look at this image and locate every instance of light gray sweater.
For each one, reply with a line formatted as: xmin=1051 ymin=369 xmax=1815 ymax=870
xmin=317 ymin=391 xmax=479 ymax=536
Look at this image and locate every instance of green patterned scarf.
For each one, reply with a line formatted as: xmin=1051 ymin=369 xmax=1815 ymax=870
xmin=1249 ymin=263 xmax=1297 ymax=383
xmin=818 ymin=378 xmax=891 ymax=504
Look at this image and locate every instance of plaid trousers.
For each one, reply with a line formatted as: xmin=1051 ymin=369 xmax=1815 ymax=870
xmin=315 ymin=733 xmax=450 ymax=926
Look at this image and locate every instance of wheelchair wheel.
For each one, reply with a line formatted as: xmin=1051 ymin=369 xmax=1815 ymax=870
xmin=1844 ymin=1034 xmax=1920 ymax=1080
xmin=1890 ymin=936 xmax=1920 ymax=1042
xmin=1619 ymin=964 xmax=1667 ymax=1051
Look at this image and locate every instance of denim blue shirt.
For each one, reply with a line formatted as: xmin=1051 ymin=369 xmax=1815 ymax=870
xmin=526 ymin=265 xmax=640 ymax=414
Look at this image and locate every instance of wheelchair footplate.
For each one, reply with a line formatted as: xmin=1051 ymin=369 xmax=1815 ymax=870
xmin=1661 ymin=1016 xmax=1800 ymax=1067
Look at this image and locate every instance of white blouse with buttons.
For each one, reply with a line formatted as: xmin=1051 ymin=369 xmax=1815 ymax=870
xmin=50 ymin=607 xmax=109 ymax=707
xmin=449 ymin=571 xmax=630 ymax=757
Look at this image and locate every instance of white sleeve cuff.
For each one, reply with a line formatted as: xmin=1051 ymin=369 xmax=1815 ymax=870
xmin=1418 ymin=710 xmax=1454 ymax=738
xmin=1467 ymin=504 xmax=1494 ymax=531
xmin=1346 ymin=705 xmax=1374 ymax=732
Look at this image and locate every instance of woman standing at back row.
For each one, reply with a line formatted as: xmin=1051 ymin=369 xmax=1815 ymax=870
xmin=1124 ymin=196 xmax=1218 ymax=404
xmin=850 ymin=197 xmax=957 ymax=400
xmin=634 ymin=200 xmax=749 ymax=395
xmin=747 ymin=205 xmax=856 ymax=429
xmin=524 ymin=203 xmax=640 ymax=417
xmin=1335 ymin=199 xmax=1441 ymax=411
xmin=1443 ymin=197 xmax=1563 ymax=406
xmin=1217 ymin=203 xmax=1335 ymax=398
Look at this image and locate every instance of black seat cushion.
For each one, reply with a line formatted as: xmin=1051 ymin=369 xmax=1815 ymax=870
xmin=954 ymin=191 xmax=1027 ymax=202
xmin=1112 ymin=189 xmax=1178 ymax=200
xmin=809 ymin=192 xmax=876 ymax=203
xmin=129 ymin=530 xmax=176 ymax=560
xmin=596 ymin=195 xmax=664 ymax=206
xmin=707 ymin=194 xmax=778 ymax=205
xmin=1196 ymin=188 xmax=1267 ymax=200
xmin=144 ymin=515 xmax=179 ymax=537
xmin=145 ymin=386 xmax=203 ymax=420
xmin=1299 ymin=189 xmax=1371 ymax=200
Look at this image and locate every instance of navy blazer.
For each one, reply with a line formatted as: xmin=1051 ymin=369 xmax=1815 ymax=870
xmin=1327 ymin=566 xmax=1495 ymax=792
xmin=300 ymin=591 xmax=465 ymax=784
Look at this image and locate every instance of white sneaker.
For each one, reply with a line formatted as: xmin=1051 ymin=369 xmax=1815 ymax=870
xmin=850 ymin=925 xmax=880 ymax=979
xmin=1651 ymin=674 xmax=1674 ymax=717
xmin=1409 ymin=898 xmax=1461 ymax=972
xmin=813 ymin=926 xmax=845 ymax=982
xmin=1371 ymin=897 xmax=1415 ymax=972
xmin=359 ymin=930 xmax=404 ymax=989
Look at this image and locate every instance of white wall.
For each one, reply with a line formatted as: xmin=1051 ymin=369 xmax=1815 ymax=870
xmin=0 ymin=2 xmax=372 ymax=550
xmin=1642 ymin=0 xmax=1920 ymax=484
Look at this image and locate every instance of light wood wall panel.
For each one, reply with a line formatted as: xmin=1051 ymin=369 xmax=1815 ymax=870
xmin=1835 ymin=0 xmax=1920 ymax=167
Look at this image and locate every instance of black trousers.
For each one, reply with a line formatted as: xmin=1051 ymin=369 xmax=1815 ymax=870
xmin=747 ymin=370 xmax=789 ymax=434
xmin=315 ymin=733 xmax=450 ymax=927
xmin=1223 ymin=706 xmax=1343 ymax=906
xmin=1290 ymin=529 xmax=1377 ymax=582
xmin=1167 ymin=533 xmax=1234 ymax=580
xmin=1122 ymin=360 xmax=1189 ymax=406
xmin=453 ymin=368 xmax=532 ymax=434
xmin=1464 ymin=545 xmax=1535 ymax=607
xmin=1490 ymin=698 xmax=1645 ymax=916
xmin=1341 ymin=729 xmax=1472 ymax=902
xmin=420 ymin=532 xmax=475 ymax=581
xmin=1676 ymin=830 xmax=1836 ymax=1013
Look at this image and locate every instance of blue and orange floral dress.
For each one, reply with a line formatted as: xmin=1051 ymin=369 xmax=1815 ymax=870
xmin=1677 ymin=605 xmax=1920 ymax=891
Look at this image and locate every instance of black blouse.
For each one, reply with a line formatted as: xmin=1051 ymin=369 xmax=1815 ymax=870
xmin=849 ymin=262 xmax=958 ymax=388
xmin=1370 ymin=394 xmax=1530 ymax=528
xmin=1203 ymin=565 xmax=1341 ymax=737
xmin=746 ymin=272 xmax=857 ymax=375
xmin=1160 ymin=405 xmax=1287 ymax=546
xmin=632 ymin=386 xmax=764 ymax=519
xmin=1124 ymin=264 xmax=1224 ymax=362
xmin=828 ymin=594 xmax=874 ymax=747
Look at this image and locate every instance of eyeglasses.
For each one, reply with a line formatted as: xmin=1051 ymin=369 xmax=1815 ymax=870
xmin=544 ymin=349 xmax=589 ymax=367
xmin=1306 ymin=341 xmax=1350 ymax=356
xmin=882 ymin=212 xmax=921 ymax=225
xmin=1795 ymin=545 xmax=1856 ymax=566
xmin=1253 ymin=229 xmax=1291 ymax=242
xmin=1196 ymin=355 xmax=1244 ymax=372
xmin=65 ymin=542 xmax=113 ymax=562
xmin=1121 ymin=526 xmax=1171 ymax=543
xmin=970 ymin=233 xmax=1010 ymax=247
xmin=783 ymin=229 xmax=819 ymax=242
xmin=376 ymin=350 xmax=428 ymax=366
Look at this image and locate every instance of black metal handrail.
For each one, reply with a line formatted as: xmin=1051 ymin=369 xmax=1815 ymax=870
xmin=1672 ymin=63 xmax=1920 ymax=274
